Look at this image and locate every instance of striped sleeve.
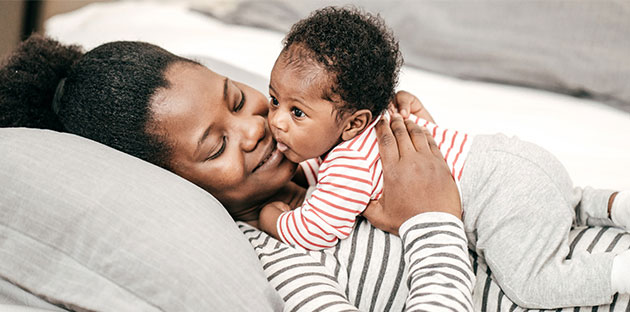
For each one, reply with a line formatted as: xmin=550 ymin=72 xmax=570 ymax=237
xmin=400 ymin=212 xmax=474 ymax=312
xmin=407 ymin=114 xmax=470 ymax=182
xmin=277 ymin=151 xmax=373 ymax=250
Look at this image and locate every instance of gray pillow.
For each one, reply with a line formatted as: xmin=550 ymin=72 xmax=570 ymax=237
xmin=0 ymin=127 xmax=282 ymax=311
xmin=188 ymin=54 xmax=269 ymax=93
xmin=195 ymin=0 xmax=630 ymax=112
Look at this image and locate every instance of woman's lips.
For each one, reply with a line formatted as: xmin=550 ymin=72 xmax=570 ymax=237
xmin=253 ymin=142 xmax=283 ymax=172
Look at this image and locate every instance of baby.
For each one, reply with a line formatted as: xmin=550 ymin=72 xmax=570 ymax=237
xmin=258 ymin=6 xmax=630 ymax=309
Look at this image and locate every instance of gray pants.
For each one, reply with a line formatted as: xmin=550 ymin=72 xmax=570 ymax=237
xmin=460 ymin=134 xmax=618 ymax=309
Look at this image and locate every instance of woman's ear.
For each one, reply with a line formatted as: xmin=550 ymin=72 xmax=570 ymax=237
xmin=341 ymin=109 xmax=372 ymax=141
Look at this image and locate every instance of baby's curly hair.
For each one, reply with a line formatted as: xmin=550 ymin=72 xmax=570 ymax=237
xmin=282 ymin=6 xmax=403 ymax=118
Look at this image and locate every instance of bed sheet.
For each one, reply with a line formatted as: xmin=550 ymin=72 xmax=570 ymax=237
xmin=45 ymin=1 xmax=630 ymax=191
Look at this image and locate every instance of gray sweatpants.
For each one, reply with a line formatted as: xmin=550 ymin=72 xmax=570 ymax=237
xmin=460 ymin=134 xmax=618 ymax=309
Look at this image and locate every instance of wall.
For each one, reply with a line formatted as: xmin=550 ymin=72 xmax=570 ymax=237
xmin=0 ymin=1 xmax=25 ymax=59
xmin=0 ymin=0 xmax=106 ymax=59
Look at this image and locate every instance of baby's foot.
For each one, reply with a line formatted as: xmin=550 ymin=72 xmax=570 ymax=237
xmin=611 ymin=191 xmax=630 ymax=231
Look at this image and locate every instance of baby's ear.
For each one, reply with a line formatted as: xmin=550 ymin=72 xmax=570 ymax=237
xmin=341 ymin=109 xmax=372 ymax=141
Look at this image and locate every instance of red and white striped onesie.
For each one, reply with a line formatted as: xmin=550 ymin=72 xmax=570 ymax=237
xmin=277 ymin=114 xmax=474 ymax=250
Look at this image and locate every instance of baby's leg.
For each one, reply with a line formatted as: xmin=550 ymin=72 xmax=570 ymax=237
xmin=474 ymin=183 xmax=616 ymax=308
xmin=574 ymin=187 xmax=630 ymax=229
xmin=461 ymin=135 xmax=618 ymax=309
xmin=610 ymin=191 xmax=630 ymax=231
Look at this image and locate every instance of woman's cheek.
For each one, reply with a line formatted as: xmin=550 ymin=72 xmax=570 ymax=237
xmin=214 ymin=159 xmax=246 ymax=188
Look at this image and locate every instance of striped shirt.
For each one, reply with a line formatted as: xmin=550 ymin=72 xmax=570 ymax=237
xmin=277 ymin=114 xmax=473 ymax=250
xmin=240 ymin=212 xmax=474 ymax=311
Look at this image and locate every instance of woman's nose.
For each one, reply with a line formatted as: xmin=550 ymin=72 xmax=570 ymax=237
xmin=238 ymin=114 xmax=266 ymax=152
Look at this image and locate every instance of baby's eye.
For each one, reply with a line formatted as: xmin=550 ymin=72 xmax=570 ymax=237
xmin=292 ymin=107 xmax=305 ymax=118
xmin=270 ymin=96 xmax=279 ymax=107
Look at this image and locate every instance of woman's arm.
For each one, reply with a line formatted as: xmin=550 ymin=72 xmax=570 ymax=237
xmin=363 ymin=114 xmax=473 ymax=311
xmin=400 ymin=213 xmax=474 ymax=311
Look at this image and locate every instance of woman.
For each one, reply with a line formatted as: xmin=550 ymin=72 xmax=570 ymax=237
xmin=1 ymin=35 xmax=472 ymax=311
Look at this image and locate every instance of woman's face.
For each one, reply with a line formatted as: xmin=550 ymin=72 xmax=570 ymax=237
xmin=150 ymin=62 xmax=298 ymax=219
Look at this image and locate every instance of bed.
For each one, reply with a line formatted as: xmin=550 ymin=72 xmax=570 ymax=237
xmin=1 ymin=1 xmax=629 ymax=311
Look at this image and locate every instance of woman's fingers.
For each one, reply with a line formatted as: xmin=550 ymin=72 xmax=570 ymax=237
xmin=423 ymin=127 xmax=443 ymax=158
xmin=375 ymin=118 xmax=400 ymax=165
xmin=404 ymin=119 xmax=430 ymax=153
xmin=394 ymin=91 xmax=411 ymax=118
xmin=369 ymin=112 xmax=464 ymax=235
xmin=404 ymin=119 xmax=443 ymax=162
xmin=363 ymin=200 xmax=398 ymax=235
xmin=393 ymin=90 xmax=435 ymax=123
xmin=390 ymin=113 xmax=415 ymax=157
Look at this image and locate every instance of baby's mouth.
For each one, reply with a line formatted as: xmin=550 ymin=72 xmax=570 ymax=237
xmin=275 ymin=141 xmax=302 ymax=164
xmin=277 ymin=141 xmax=289 ymax=153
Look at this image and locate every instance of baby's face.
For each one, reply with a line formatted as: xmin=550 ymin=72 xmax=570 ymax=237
xmin=268 ymin=53 xmax=346 ymax=163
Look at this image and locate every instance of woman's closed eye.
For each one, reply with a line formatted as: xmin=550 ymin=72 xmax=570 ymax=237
xmin=234 ymin=89 xmax=245 ymax=112
xmin=206 ymin=136 xmax=226 ymax=161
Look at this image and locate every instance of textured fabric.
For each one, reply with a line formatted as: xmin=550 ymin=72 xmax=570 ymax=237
xmin=460 ymin=134 xmax=617 ymax=308
xmin=471 ymin=225 xmax=630 ymax=311
xmin=612 ymin=191 xmax=630 ymax=231
xmin=0 ymin=127 xmax=282 ymax=311
xmin=242 ymin=212 xmax=474 ymax=311
xmin=400 ymin=213 xmax=474 ymax=311
xmin=576 ymin=187 xmax=618 ymax=228
xmin=241 ymin=215 xmax=630 ymax=311
xmin=611 ymin=250 xmax=630 ymax=294
xmin=0 ymin=305 xmax=58 ymax=312
xmin=278 ymin=114 xmax=472 ymax=250
xmin=0 ymin=278 xmax=64 ymax=311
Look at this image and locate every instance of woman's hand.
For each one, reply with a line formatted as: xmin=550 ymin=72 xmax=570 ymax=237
xmin=363 ymin=114 xmax=461 ymax=236
xmin=389 ymin=90 xmax=435 ymax=123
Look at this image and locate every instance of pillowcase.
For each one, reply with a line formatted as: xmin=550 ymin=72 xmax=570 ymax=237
xmin=195 ymin=0 xmax=630 ymax=113
xmin=0 ymin=127 xmax=283 ymax=311
xmin=188 ymin=54 xmax=269 ymax=93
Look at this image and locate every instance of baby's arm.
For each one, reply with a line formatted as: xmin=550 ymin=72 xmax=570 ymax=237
xmin=277 ymin=155 xmax=373 ymax=250
xmin=258 ymin=201 xmax=291 ymax=240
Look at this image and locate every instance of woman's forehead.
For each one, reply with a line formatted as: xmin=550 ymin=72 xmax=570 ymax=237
xmin=167 ymin=62 xmax=224 ymax=92
xmin=154 ymin=63 xmax=224 ymax=112
xmin=148 ymin=63 xmax=227 ymax=150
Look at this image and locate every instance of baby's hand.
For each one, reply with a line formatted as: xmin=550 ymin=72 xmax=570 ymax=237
xmin=388 ymin=90 xmax=435 ymax=123
xmin=258 ymin=201 xmax=291 ymax=240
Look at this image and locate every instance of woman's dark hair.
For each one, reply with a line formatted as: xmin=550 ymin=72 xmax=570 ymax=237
xmin=282 ymin=6 xmax=403 ymax=118
xmin=0 ymin=34 xmax=197 ymax=168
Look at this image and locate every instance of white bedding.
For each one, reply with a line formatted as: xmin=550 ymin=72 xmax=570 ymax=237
xmin=45 ymin=1 xmax=630 ymax=190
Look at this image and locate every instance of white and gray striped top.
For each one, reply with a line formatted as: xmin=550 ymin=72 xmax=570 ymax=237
xmin=239 ymin=212 xmax=474 ymax=312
